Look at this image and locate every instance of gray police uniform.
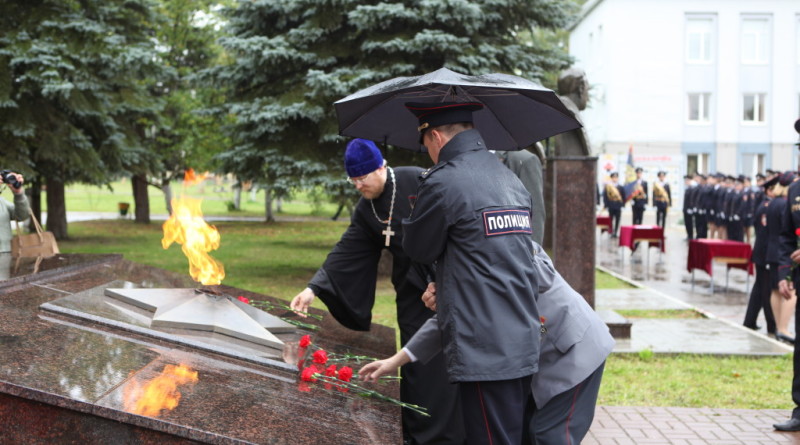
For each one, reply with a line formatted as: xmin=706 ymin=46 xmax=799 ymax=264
xmin=402 ymin=129 xmax=541 ymax=444
xmin=405 ymin=244 xmax=614 ymax=444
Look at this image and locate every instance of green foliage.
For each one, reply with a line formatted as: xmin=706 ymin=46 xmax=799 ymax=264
xmin=0 ymin=0 xmax=167 ymax=185
xmin=203 ymin=0 xmax=580 ymax=206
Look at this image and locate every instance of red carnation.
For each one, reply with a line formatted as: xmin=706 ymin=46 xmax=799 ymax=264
xmin=338 ymin=366 xmax=353 ymax=382
xmin=300 ymin=366 xmax=317 ymax=382
xmin=312 ymin=349 xmax=328 ymax=364
xmin=299 ymin=335 xmax=312 ymax=348
xmin=237 ymin=295 xmax=250 ymax=304
xmin=795 ymin=228 xmax=800 ymax=237
xmin=325 ymin=364 xmax=338 ymax=377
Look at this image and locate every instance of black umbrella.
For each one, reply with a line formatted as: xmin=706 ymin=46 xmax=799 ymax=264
xmin=334 ymin=67 xmax=581 ymax=152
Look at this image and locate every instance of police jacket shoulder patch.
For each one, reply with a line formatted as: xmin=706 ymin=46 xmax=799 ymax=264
xmin=483 ymin=209 xmax=532 ymax=236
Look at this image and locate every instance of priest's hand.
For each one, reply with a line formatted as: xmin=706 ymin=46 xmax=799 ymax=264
xmin=290 ymin=287 xmax=315 ymax=317
xmin=421 ymin=282 xmax=437 ymax=312
xmin=359 ymin=350 xmax=410 ymax=383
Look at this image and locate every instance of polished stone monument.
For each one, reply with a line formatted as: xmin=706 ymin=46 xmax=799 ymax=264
xmin=544 ymin=67 xmax=598 ymax=307
xmin=0 ymin=253 xmax=402 ymax=444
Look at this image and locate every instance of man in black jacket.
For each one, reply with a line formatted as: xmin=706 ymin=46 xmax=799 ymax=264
xmin=398 ymin=101 xmax=541 ymax=445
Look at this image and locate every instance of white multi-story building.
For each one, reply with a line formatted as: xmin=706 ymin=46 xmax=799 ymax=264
xmin=570 ymin=0 xmax=799 ymax=192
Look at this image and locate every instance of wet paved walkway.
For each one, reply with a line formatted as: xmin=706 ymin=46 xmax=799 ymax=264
xmin=588 ymin=210 xmax=798 ymax=444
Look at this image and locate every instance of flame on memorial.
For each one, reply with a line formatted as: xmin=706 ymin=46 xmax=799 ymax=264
xmin=162 ymin=169 xmax=225 ymax=285
xmin=124 ymin=364 xmax=199 ymax=417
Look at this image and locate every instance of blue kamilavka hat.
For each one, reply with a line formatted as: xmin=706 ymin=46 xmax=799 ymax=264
xmin=344 ymin=138 xmax=384 ymax=178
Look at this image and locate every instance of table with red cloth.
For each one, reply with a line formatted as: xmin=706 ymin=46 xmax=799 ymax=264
xmin=687 ymin=239 xmax=753 ymax=293
xmin=596 ymin=215 xmax=612 ymax=233
xmin=618 ymin=225 xmax=664 ymax=252
xmin=687 ymin=239 xmax=753 ymax=275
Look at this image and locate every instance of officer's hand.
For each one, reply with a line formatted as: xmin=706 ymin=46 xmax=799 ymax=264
xmin=290 ymin=288 xmax=315 ymax=317
xmin=359 ymin=351 xmax=410 ymax=383
xmin=790 ymin=249 xmax=800 ymax=264
xmin=779 ymin=279 xmax=794 ymax=300
xmin=422 ymin=282 xmax=437 ymax=312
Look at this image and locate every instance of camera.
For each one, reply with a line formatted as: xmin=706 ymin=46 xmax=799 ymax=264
xmin=0 ymin=170 xmax=22 ymax=189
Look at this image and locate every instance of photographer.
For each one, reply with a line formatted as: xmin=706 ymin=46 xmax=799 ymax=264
xmin=0 ymin=171 xmax=29 ymax=253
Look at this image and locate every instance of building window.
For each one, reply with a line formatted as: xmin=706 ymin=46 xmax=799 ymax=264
xmin=687 ymin=93 xmax=710 ymax=123
xmin=741 ymin=154 xmax=765 ymax=179
xmin=742 ymin=93 xmax=766 ymax=123
xmin=741 ymin=17 xmax=769 ymax=64
xmin=687 ymin=154 xmax=709 ymax=175
xmin=686 ymin=17 xmax=713 ymax=63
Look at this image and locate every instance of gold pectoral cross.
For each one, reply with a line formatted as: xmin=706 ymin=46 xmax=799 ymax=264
xmin=382 ymin=225 xmax=395 ymax=247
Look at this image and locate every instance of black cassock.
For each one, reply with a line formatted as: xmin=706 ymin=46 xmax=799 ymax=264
xmin=308 ymin=166 xmax=464 ymax=445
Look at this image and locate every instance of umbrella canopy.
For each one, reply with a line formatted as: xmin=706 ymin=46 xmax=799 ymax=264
xmin=334 ymin=68 xmax=581 ymax=152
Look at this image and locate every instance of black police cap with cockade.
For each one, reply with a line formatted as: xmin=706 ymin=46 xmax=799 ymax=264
xmin=405 ymin=102 xmax=484 ymax=143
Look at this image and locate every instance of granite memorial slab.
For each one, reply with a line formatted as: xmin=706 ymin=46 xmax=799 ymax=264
xmin=0 ymin=253 xmax=402 ymax=444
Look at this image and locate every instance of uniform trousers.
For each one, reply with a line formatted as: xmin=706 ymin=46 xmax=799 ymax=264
xmin=459 ymin=375 xmax=534 ymax=445
xmin=695 ymin=213 xmax=708 ymax=239
xmin=683 ymin=211 xmax=694 ymax=239
xmin=792 ymin=279 xmax=800 ymax=419
xmin=529 ymin=362 xmax=604 ymax=445
xmin=608 ymin=209 xmax=621 ymax=236
xmin=632 ymin=206 xmax=644 ymax=225
xmin=655 ymin=205 xmax=667 ymax=228
xmin=402 ymin=353 xmax=464 ymax=444
xmin=743 ymin=265 xmax=776 ymax=334
xmin=727 ymin=221 xmax=744 ymax=242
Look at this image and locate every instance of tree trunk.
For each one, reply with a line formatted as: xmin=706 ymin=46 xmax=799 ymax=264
xmin=45 ymin=178 xmax=67 ymax=240
xmin=264 ymin=186 xmax=274 ymax=222
xmin=26 ymin=183 xmax=42 ymax=233
xmin=161 ymin=182 xmax=173 ymax=215
xmin=276 ymin=197 xmax=282 ymax=213
xmin=132 ymin=174 xmax=150 ymax=223
xmin=233 ymin=184 xmax=242 ymax=210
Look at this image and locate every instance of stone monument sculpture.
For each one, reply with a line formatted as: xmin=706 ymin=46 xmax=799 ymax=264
xmin=544 ymin=67 xmax=598 ymax=307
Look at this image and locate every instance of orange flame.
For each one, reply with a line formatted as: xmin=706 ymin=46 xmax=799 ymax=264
xmin=183 ymin=168 xmax=208 ymax=186
xmin=162 ymin=196 xmax=225 ymax=285
xmin=124 ymin=364 xmax=199 ymax=417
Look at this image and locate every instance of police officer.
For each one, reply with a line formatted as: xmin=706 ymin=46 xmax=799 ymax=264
xmin=631 ymin=167 xmax=647 ymax=225
xmin=362 ymin=243 xmax=614 ymax=445
xmin=743 ymin=174 xmax=777 ymax=334
xmin=364 ymin=101 xmax=542 ymax=445
xmin=775 ymin=119 xmax=800 ymax=432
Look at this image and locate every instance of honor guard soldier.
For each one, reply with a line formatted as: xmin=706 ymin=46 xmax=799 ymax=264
xmin=363 ymin=101 xmax=543 ymax=444
xmin=726 ymin=175 xmax=747 ymax=242
xmin=682 ymin=174 xmax=697 ymax=239
xmin=602 ymin=172 xmax=625 ymax=237
xmin=631 ymin=167 xmax=648 ymax=225
xmin=693 ymin=173 xmax=709 ymax=239
xmin=653 ymin=170 xmax=672 ymax=228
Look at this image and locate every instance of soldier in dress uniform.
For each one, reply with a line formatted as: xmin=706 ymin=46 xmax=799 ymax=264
xmin=682 ymin=174 xmax=696 ymax=240
xmin=631 ymin=167 xmax=648 ymax=225
xmin=714 ymin=175 xmax=732 ymax=239
xmin=602 ymin=172 xmax=625 ymax=237
xmin=726 ymin=175 xmax=747 ymax=242
xmin=743 ymin=174 xmax=777 ymax=334
xmin=653 ymin=170 xmax=671 ymax=229
xmin=693 ymin=173 xmax=709 ymax=239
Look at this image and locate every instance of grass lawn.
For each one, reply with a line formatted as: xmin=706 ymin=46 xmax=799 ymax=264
xmin=53 ymin=179 xmax=341 ymax=218
xmin=56 ymin=218 xmax=795 ymax=409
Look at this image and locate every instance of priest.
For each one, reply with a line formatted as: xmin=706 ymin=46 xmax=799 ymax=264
xmin=290 ymin=138 xmax=463 ymax=444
